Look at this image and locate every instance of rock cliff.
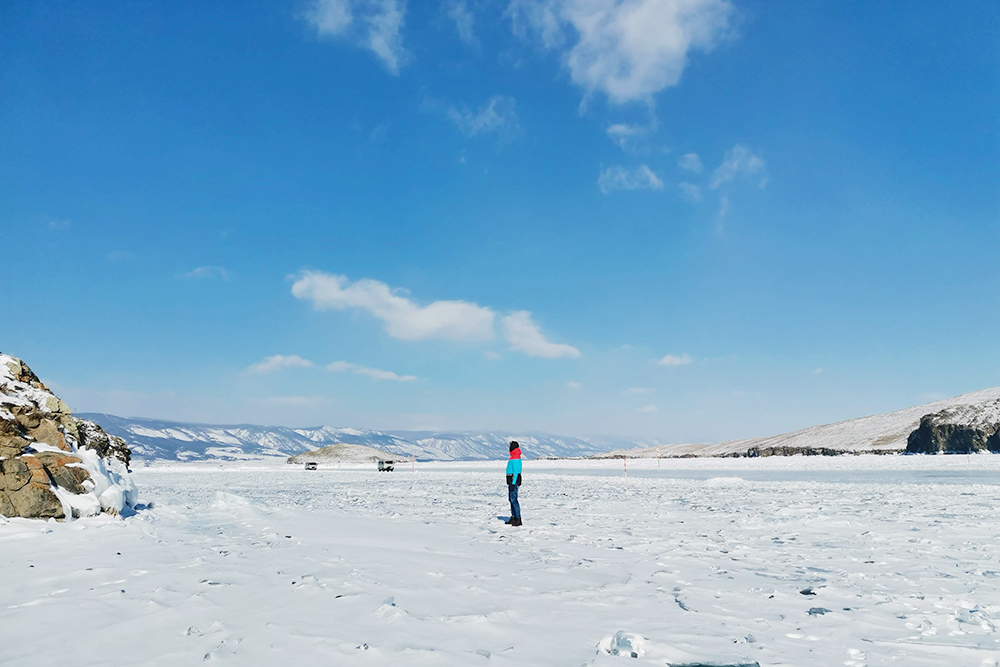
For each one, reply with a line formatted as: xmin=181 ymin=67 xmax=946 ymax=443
xmin=905 ymin=399 xmax=1000 ymax=454
xmin=1 ymin=352 xmax=137 ymax=519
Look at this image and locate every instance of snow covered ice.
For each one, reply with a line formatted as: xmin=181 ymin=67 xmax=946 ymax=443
xmin=2 ymin=456 xmax=1000 ymax=666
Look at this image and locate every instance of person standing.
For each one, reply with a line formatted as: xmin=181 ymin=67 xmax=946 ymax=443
xmin=505 ymin=441 xmax=523 ymax=526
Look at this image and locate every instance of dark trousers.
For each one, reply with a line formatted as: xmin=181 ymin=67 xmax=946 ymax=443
xmin=508 ymin=484 xmax=520 ymax=519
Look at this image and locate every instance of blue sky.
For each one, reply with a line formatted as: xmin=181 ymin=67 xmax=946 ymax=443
xmin=1 ymin=0 xmax=997 ymax=441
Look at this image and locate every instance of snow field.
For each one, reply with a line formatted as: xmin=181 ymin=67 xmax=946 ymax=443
xmin=1 ymin=457 xmax=999 ymax=666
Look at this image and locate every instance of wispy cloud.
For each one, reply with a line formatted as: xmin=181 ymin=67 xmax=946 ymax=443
xmin=444 ymin=0 xmax=478 ymax=48
xmin=711 ymin=144 xmax=766 ymax=189
xmin=292 ymin=270 xmax=495 ymax=342
xmin=715 ymin=193 xmax=730 ymax=234
xmin=447 ymin=95 xmax=520 ymax=140
xmin=184 ymin=265 xmax=229 ymax=280
xmin=247 ymin=354 xmax=315 ymax=374
xmin=627 ymin=387 xmax=655 ymax=394
xmin=47 ymin=218 xmax=72 ymax=231
xmin=634 ymin=405 xmax=659 ymax=414
xmin=507 ymin=0 xmax=734 ymax=104
xmin=303 ymin=0 xmax=408 ymax=75
xmin=605 ymin=120 xmax=657 ymax=152
xmin=304 ymin=0 xmax=352 ymax=33
xmin=658 ymin=353 xmax=691 ymax=366
xmin=598 ymin=164 xmax=663 ymax=194
xmin=678 ymin=153 xmax=703 ymax=173
xmin=567 ymin=380 xmax=582 ymax=389
xmin=678 ymin=182 xmax=702 ymax=202
xmin=327 ymin=360 xmax=417 ymax=381
xmin=502 ymin=311 xmax=580 ymax=359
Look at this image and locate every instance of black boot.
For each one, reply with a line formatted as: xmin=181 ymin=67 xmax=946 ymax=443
xmin=504 ymin=517 xmax=514 ymax=524
xmin=511 ymin=517 xmax=522 ymax=527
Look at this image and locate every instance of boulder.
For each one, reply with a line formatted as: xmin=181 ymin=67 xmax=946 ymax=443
xmin=905 ymin=399 xmax=1000 ymax=454
xmin=1 ymin=352 xmax=138 ymax=519
xmin=4 ymin=455 xmax=65 ymax=519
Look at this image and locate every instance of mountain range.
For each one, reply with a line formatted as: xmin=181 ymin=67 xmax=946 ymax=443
xmin=81 ymin=387 xmax=1000 ymax=463
xmin=79 ymin=414 xmax=607 ymax=462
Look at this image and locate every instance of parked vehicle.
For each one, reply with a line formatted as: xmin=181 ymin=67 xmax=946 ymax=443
xmin=304 ymin=462 xmax=318 ymax=470
xmin=377 ymin=460 xmax=394 ymax=472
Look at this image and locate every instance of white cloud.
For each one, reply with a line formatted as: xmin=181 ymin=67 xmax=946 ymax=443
xmin=367 ymin=0 xmax=407 ymax=73
xmin=678 ymin=181 xmax=701 ymax=202
xmin=303 ymin=0 xmax=408 ymax=75
xmin=304 ymin=0 xmax=353 ymax=33
xmin=483 ymin=351 xmax=503 ymax=360
xmin=502 ymin=311 xmax=580 ymax=359
xmin=678 ymin=152 xmax=703 ymax=173
xmin=598 ymin=164 xmax=663 ymax=194
xmin=658 ymin=353 xmax=691 ymax=366
xmin=627 ymin=387 xmax=655 ymax=394
xmin=247 ymin=354 xmax=315 ymax=374
xmin=291 ymin=270 xmax=496 ymax=342
xmin=567 ymin=380 xmax=582 ymax=389
xmin=710 ymin=144 xmax=766 ymax=189
xmin=445 ymin=0 xmax=478 ymax=48
xmin=184 ymin=265 xmax=229 ymax=280
xmin=327 ymin=360 xmax=417 ymax=381
xmin=448 ymin=95 xmax=520 ymax=139
xmin=507 ymin=0 xmax=734 ymax=104
xmin=814 ymin=367 xmax=824 ymax=375
xmin=605 ymin=121 xmax=656 ymax=151
xmin=634 ymin=405 xmax=659 ymax=414
xmin=47 ymin=218 xmax=72 ymax=231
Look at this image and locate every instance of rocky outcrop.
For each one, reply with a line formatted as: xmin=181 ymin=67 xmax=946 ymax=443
xmin=1 ymin=352 xmax=138 ymax=519
xmin=905 ymin=399 xmax=1000 ymax=454
xmin=742 ymin=446 xmax=900 ymax=458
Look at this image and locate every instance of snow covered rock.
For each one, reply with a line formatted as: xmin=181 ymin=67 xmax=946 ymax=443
xmin=597 ymin=631 xmax=647 ymax=658
xmin=905 ymin=398 xmax=1000 ymax=454
xmin=0 ymin=352 xmax=138 ymax=519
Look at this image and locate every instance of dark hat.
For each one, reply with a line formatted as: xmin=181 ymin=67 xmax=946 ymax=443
xmin=509 ymin=441 xmax=520 ymax=451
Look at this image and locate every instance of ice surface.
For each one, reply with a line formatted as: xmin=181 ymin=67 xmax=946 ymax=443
xmin=1 ymin=457 xmax=999 ymax=666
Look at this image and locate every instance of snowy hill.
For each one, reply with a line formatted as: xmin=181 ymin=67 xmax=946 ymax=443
xmin=596 ymin=387 xmax=1000 ymax=458
xmin=80 ymin=414 xmax=607 ymax=462
xmin=293 ymin=426 xmax=435 ymax=458
xmin=79 ymin=414 xmax=318 ymax=461
xmin=389 ymin=430 xmax=600 ymax=460
xmin=287 ymin=443 xmax=399 ymax=464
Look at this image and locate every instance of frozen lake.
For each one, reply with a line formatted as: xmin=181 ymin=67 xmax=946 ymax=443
xmin=2 ymin=456 xmax=999 ymax=666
